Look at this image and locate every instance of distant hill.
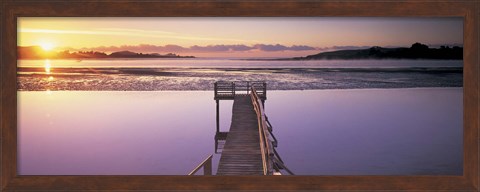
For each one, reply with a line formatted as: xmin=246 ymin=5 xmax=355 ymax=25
xmin=291 ymin=43 xmax=462 ymax=60
xmin=17 ymin=46 xmax=195 ymax=59
xmin=109 ymin=51 xmax=139 ymax=57
xmin=108 ymin=51 xmax=193 ymax=58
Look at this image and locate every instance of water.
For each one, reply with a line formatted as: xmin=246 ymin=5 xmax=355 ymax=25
xmin=18 ymin=88 xmax=463 ymax=175
xmin=18 ymin=58 xmax=462 ymax=68
xmin=18 ymin=91 xmax=217 ymax=175
xmin=17 ymin=59 xmax=463 ymax=175
xmin=266 ymin=88 xmax=463 ymax=175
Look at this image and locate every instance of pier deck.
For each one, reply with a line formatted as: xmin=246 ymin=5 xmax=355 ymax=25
xmin=207 ymin=81 xmax=293 ymax=175
xmin=216 ymin=95 xmax=264 ymax=175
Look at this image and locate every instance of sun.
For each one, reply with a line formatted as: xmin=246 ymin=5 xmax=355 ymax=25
xmin=40 ymin=42 xmax=54 ymax=51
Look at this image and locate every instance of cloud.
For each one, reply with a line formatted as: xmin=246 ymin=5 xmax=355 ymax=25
xmin=190 ymin=45 xmax=229 ymax=52
xmin=254 ymin=44 xmax=287 ymax=52
xmin=97 ymin=28 xmax=176 ymax=35
xmin=57 ymin=44 xmax=440 ymax=56
xmin=20 ymin=28 xmax=259 ymax=44
xmin=253 ymin=44 xmax=316 ymax=52
xmin=68 ymin=44 xmax=318 ymax=53
xmin=67 ymin=44 xmax=186 ymax=53
xmin=190 ymin=44 xmax=255 ymax=52
xmin=315 ymin=45 xmax=372 ymax=52
xmin=63 ymin=44 xmax=394 ymax=54
xmin=20 ymin=28 xmax=111 ymax=35
xmin=290 ymin=45 xmax=318 ymax=51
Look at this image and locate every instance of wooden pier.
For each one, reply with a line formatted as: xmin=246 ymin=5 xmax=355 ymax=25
xmin=214 ymin=81 xmax=293 ymax=175
xmin=189 ymin=81 xmax=293 ymax=175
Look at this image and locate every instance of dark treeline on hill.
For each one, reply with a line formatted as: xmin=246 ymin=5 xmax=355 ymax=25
xmin=17 ymin=46 xmax=195 ymax=59
xmin=291 ymin=43 xmax=462 ymax=60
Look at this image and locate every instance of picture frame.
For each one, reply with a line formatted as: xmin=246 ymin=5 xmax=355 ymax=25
xmin=1 ymin=0 xmax=478 ymax=191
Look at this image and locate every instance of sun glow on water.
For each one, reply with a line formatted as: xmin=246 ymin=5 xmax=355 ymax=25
xmin=44 ymin=59 xmax=51 ymax=74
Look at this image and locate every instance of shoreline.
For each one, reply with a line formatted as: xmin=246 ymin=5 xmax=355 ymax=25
xmin=17 ymin=66 xmax=462 ymax=91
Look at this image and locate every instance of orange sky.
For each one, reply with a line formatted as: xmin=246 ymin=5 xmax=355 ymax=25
xmin=18 ymin=17 xmax=463 ymax=58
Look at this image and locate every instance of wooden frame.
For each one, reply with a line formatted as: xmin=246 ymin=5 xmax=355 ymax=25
xmin=1 ymin=0 xmax=478 ymax=191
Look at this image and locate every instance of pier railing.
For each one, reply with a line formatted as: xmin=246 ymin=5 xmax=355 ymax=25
xmin=188 ymin=154 xmax=213 ymax=175
xmin=250 ymin=86 xmax=294 ymax=175
xmin=214 ymin=81 xmax=266 ymax=100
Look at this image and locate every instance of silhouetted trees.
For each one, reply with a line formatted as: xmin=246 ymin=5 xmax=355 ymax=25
xmin=297 ymin=42 xmax=462 ymax=60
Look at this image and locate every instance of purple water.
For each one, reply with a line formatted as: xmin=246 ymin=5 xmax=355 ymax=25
xmin=18 ymin=88 xmax=462 ymax=175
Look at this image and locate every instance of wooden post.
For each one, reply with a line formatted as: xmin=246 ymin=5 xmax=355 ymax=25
xmin=215 ymin=136 xmax=218 ymax=153
xmin=232 ymin=82 xmax=235 ymax=97
xmin=204 ymin=157 xmax=212 ymax=175
xmin=263 ymin=82 xmax=267 ymax=99
xmin=214 ymin=82 xmax=217 ymax=99
xmin=188 ymin=155 xmax=213 ymax=175
xmin=216 ymin=100 xmax=219 ymax=133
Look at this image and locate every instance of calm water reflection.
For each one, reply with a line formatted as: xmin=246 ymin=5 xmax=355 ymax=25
xmin=266 ymin=88 xmax=463 ymax=175
xmin=18 ymin=91 xmax=220 ymax=175
xmin=18 ymin=88 xmax=462 ymax=175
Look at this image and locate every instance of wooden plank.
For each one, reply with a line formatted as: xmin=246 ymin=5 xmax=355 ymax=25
xmin=216 ymin=95 xmax=264 ymax=175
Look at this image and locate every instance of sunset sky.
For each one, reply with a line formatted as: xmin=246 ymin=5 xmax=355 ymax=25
xmin=18 ymin=17 xmax=463 ymax=58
